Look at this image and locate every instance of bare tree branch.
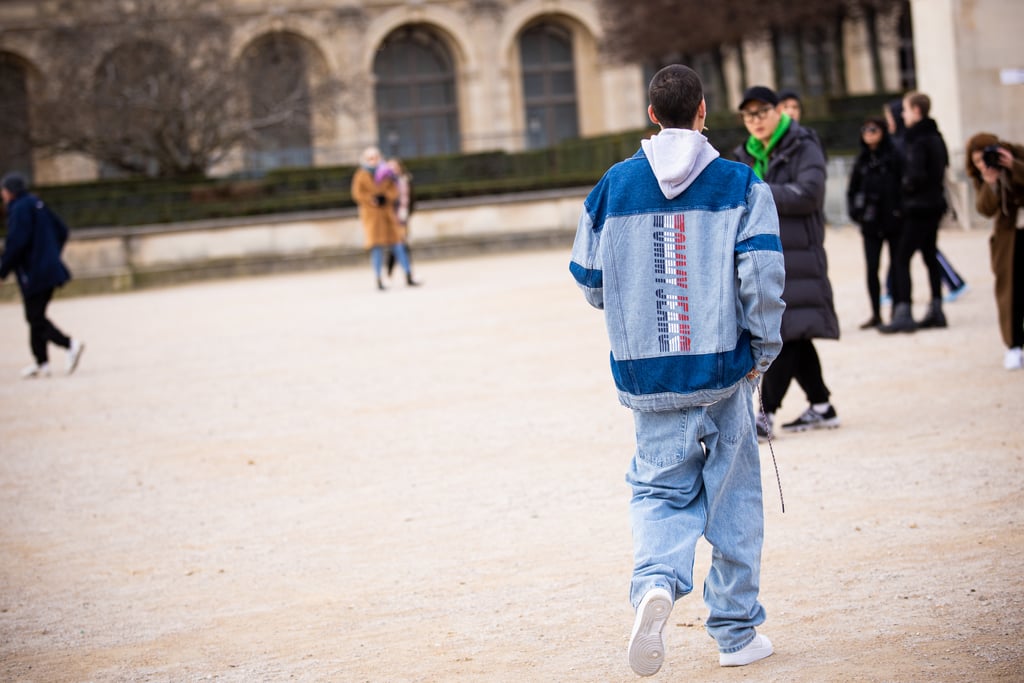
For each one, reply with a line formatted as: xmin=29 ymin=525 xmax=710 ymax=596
xmin=26 ymin=0 xmax=342 ymax=177
xmin=599 ymin=0 xmax=906 ymax=68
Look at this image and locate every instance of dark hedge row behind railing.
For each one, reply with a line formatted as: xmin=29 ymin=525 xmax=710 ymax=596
xmin=30 ymin=94 xmax=892 ymax=231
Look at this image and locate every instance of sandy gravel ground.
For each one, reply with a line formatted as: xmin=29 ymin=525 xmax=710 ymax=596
xmin=1 ymin=224 xmax=1021 ymax=682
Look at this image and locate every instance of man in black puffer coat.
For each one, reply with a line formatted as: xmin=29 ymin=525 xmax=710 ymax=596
xmin=880 ymin=91 xmax=950 ymax=333
xmin=733 ymin=86 xmax=840 ymax=439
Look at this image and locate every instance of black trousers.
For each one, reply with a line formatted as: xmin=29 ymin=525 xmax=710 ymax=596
xmin=891 ymin=209 xmax=945 ymax=305
xmin=23 ymin=288 xmax=70 ymax=364
xmin=761 ymin=339 xmax=831 ymax=414
xmin=862 ymin=230 xmax=898 ymax=318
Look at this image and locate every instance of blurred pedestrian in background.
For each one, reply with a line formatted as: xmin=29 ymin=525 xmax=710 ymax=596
xmin=880 ymin=92 xmax=950 ymax=333
xmin=384 ymin=158 xmax=416 ymax=282
xmin=776 ymin=88 xmax=824 ymax=156
xmin=965 ymin=133 xmax=1024 ymax=370
xmin=884 ymin=98 xmax=968 ymax=305
xmin=846 ymin=117 xmax=903 ymax=329
xmin=351 ymin=146 xmax=418 ymax=290
xmin=0 ymin=172 xmax=85 ymax=378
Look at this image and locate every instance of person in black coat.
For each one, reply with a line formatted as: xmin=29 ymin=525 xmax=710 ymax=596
xmin=846 ymin=117 xmax=903 ymax=328
xmin=883 ymin=98 xmax=968 ymax=305
xmin=880 ymin=92 xmax=950 ymax=333
xmin=0 ymin=173 xmax=85 ymax=378
xmin=733 ymin=86 xmax=840 ymax=438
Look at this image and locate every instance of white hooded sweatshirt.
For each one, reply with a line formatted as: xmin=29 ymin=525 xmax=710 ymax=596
xmin=640 ymin=128 xmax=721 ymax=200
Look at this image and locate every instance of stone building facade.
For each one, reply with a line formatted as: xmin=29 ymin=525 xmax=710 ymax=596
xmin=4 ymin=0 xmax=1017 ymax=187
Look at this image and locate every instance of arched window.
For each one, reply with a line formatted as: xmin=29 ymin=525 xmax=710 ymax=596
xmin=0 ymin=54 xmax=33 ymax=179
xmin=519 ymin=22 xmax=579 ymax=149
xmin=241 ymin=32 xmax=314 ymax=170
xmin=374 ymin=26 xmax=459 ymax=158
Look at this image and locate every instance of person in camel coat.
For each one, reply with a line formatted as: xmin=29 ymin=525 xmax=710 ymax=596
xmin=351 ymin=146 xmax=418 ymax=290
xmin=965 ymin=133 xmax=1024 ymax=369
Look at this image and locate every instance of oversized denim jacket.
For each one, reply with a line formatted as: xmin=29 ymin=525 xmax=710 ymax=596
xmin=570 ymin=147 xmax=786 ymax=411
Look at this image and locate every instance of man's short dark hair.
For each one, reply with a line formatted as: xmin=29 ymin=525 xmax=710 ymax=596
xmin=1 ymin=172 xmax=27 ymax=196
xmin=648 ymin=65 xmax=703 ymax=129
xmin=905 ymin=91 xmax=931 ymax=118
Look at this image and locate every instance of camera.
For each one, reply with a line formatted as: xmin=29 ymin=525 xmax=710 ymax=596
xmin=982 ymin=145 xmax=1002 ymax=169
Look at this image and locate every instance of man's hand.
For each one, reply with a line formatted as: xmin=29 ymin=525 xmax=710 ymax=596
xmin=746 ymin=368 xmax=761 ymax=381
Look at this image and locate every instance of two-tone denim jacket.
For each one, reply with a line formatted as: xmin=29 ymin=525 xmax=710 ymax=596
xmin=570 ymin=130 xmax=786 ymax=411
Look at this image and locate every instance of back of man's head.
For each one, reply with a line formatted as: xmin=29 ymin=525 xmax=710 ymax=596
xmin=649 ymin=65 xmax=703 ymax=129
xmin=904 ymin=91 xmax=931 ymax=118
xmin=1 ymin=172 xmax=27 ymax=196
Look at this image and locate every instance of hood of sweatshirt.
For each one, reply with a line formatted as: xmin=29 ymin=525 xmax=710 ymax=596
xmin=640 ymin=128 xmax=720 ymax=200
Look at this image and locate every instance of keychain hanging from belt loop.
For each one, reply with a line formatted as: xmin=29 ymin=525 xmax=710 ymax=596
xmin=757 ymin=383 xmax=786 ymax=514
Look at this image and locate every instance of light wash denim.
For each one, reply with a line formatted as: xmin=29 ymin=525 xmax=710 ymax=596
xmin=570 ymin=151 xmax=785 ymax=412
xmin=626 ymin=379 xmax=766 ymax=653
xmin=370 ymin=244 xmax=410 ymax=277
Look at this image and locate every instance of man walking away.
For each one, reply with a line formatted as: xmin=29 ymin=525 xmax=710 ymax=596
xmin=571 ymin=65 xmax=785 ymax=674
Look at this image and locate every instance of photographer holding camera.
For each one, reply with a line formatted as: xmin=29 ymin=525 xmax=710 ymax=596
xmin=966 ymin=133 xmax=1024 ymax=369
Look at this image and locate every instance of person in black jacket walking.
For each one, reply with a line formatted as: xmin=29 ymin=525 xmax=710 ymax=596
xmin=847 ymin=117 xmax=903 ymax=328
xmin=0 ymin=173 xmax=85 ymax=378
xmin=880 ymin=92 xmax=950 ymax=333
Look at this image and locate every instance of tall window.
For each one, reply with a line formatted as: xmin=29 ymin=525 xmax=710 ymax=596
xmin=801 ymin=25 xmax=834 ymax=96
xmin=774 ymin=30 xmax=802 ymax=94
xmin=519 ymin=22 xmax=579 ymax=149
xmin=690 ymin=51 xmax=726 ymax=114
xmin=897 ymin=2 xmax=917 ymax=90
xmin=375 ymin=27 xmax=459 ymax=159
xmin=242 ymin=32 xmax=314 ymax=170
xmin=774 ymin=26 xmax=843 ymax=99
xmin=0 ymin=54 xmax=33 ymax=179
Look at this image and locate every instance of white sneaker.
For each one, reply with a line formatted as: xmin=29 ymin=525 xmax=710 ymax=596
xmin=66 ymin=339 xmax=85 ymax=375
xmin=1004 ymin=347 xmax=1022 ymax=371
xmin=628 ymin=587 xmax=673 ymax=676
xmin=719 ymin=633 xmax=774 ymax=667
xmin=21 ymin=362 xmax=51 ymax=379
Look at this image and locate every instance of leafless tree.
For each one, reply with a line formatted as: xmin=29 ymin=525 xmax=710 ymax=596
xmin=24 ymin=0 xmax=341 ymax=177
xmin=599 ymin=0 xmax=907 ymax=83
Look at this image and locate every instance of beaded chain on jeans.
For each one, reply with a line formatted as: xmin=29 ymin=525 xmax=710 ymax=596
xmin=756 ymin=382 xmax=786 ymax=513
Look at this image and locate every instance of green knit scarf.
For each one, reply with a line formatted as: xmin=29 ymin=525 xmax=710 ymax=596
xmin=744 ymin=113 xmax=792 ymax=179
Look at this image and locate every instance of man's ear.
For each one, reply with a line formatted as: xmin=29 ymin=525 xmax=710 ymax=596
xmin=648 ymin=104 xmax=660 ymax=126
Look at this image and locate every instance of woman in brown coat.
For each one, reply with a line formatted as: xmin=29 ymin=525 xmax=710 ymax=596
xmin=351 ymin=146 xmax=417 ymax=290
xmin=966 ymin=133 xmax=1024 ymax=369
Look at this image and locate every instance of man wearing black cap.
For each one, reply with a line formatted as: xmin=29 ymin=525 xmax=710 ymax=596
xmin=0 ymin=172 xmax=84 ymax=378
xmin=733 ymin=86 xmax=840 ymax=439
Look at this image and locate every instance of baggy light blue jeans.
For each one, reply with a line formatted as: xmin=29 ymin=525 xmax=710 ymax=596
xmin=626 ymin=379 xmax=766 ymax=653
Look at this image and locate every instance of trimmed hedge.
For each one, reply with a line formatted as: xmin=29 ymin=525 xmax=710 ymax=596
xmin=27 ymin=93 xmax=889 ymax=231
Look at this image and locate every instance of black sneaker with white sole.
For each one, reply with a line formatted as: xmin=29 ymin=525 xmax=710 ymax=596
xmin=781 ymin=404 xmax=840 ymax=432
